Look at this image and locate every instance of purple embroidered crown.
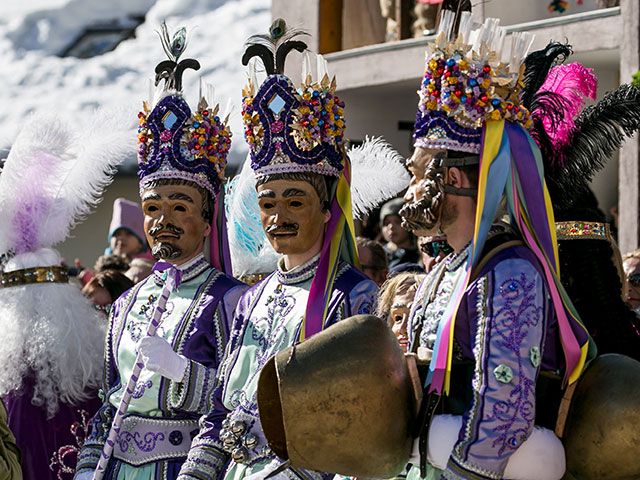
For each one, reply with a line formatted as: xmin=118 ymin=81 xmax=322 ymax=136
xmin=241 ymin=19 xmax=346 ymax=178
xmin=414 ymin=12 xmax=534 ymax=153
xmin=137 ymin=23 xmax=231 ymax=195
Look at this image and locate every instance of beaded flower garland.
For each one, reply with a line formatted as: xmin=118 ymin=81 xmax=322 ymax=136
xmin=137 ymin=95 xmax=231 ymax=195
xmin=242 ymin=73 xmax=346 ymax=177
xmin=414 ymin=30 xmax=533 ymax=153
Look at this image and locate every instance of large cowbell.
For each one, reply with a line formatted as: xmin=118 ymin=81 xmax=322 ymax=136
xmin=562 ymin=353 xmax=640 ymax=480
xmin=257 ymin=315 xmax=419 ymax=478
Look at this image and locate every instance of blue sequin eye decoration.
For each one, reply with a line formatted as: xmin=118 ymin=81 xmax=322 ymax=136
xmin=268 ymin=94 xmax=286 ymax=115
xmin=162 ymin=111 xmax=178 ymax=129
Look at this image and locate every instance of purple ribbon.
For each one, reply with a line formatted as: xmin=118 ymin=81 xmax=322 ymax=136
xmin=93 ymin=262 xmax=182 ymax=479
xmin=152 ymin=262 xmax=183 ymax=292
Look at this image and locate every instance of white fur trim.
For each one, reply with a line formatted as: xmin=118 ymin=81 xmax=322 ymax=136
xmin=427 ymin=414 xmax=566 ymax=480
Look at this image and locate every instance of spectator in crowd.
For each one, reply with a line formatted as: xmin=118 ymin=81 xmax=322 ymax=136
xmin=357 ymin=236 xmax=389 ymax=286
xmin=125 ymin=258 xmax=155 ymax=284
xmin=77 ymin=253 xmax=130 ymax=288
xmin=81 ymin=270 xmax=134 ymax=317
xmin=105 ymin=198 xmax=154 ymax=261
xmin=93 ymin=253 xmax=130 ymax=273
xmin=418 ymin=235 xmax=453 ymax=273
xmin=380 ymin=197 xmax=420 ymax=268
xmin=377 ymin=271 xmax=425 ymax=353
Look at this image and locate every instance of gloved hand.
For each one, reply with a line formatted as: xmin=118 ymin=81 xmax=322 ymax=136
xmin=137 ymin=336 xmax=188 ymax=382
xmin=74 ymin=471 xmax=94 ymax=480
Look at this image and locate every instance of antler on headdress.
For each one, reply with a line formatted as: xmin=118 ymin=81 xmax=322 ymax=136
xmin=241 ymin=18 xmax=308 ymax=75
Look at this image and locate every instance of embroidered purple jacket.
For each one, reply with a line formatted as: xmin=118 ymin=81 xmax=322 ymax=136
xmin=177 ymin=258 xmax=378 ymax=480
xmin=75 ymin=255 xmax=247 ymax=479
xmin=408 ymin=244 xmax=562 ymax=480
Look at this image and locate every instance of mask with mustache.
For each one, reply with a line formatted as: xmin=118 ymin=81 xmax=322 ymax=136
xmin=148 ymin=223 xmax=185 ymax=261
xmin=266 ymin=222 xmax=299 ymax=234
xmin=400 ymin=156 xmax=446 ymax=234
xmin=148 ymin=223 xmax=185 ymax=237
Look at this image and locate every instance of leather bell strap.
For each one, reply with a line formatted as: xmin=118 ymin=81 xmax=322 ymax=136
xmin=441 ymin=155 xmax=480 ymax=167
xmin=443 ymin=184 xmax=478 ymax=197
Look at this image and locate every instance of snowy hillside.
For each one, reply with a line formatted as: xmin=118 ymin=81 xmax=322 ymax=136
xmin=0 ymin=0 xmax=271 ymax=169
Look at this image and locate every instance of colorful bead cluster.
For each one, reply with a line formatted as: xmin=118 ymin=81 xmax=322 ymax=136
xmin=138 ymin=108 xmax=231 ymax=176
xmin=242 ymin=96 xmax=261 ymax=149
xmin=420 ymin=52 xmax=532 ymax=129
xmin=556 ymin=221 xmax=609 ymax=240
xmin=183 ymin=110 xmax=231 ymax=174
xmin=242 ymin=74 xmax=346 ymax=177
xmin=242 ymin=85 xmax=345 ymax=150
xmin=291 ymin=86 xmax=345 ymax=149
xmin=137 ymin=113 xmax=153 ymax=162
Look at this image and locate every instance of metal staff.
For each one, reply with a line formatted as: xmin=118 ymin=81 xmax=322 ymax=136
xmin=93 ymin=264 xmax=181 ymax=479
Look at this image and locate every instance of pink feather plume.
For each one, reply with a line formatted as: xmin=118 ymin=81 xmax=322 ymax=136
xmin=538 ymin=62 xmax=597 ymax=149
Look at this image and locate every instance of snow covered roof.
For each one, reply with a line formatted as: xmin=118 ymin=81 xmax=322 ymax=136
xmin=0 ymin=0 xmax=271 ymax=172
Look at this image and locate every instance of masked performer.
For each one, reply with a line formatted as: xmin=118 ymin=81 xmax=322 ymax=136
xmin=177 ymin=20 xmax=380 ymax=480
xmin=399 ymin=9 xmax=595 ymax=480
xmin=74 ymin=24 xmax=247 ymax=480
xmin=0 ymin=112 xmax=130 ymax=480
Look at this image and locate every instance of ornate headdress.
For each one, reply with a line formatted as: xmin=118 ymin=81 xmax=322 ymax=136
xmin=240 ymin=19 xmax=356 ymax=340
xmin=137 ymin=23 xmax=233 ymax=271
xmin=137 ymin=23 xmax=232 ymax=196
xmin=242 ymin=19 xmax=346 ymax=177
xmin=413 ymin=11 xmax=533 ymax=153
xmin=413 ymin=9 xmax=594 ymax=396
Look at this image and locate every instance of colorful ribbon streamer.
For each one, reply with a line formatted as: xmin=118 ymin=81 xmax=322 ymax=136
xmin=301 ymin=155 xmax=359 ymax=341
xmin=427 ymin=120 xmax=593 ymax=395
xmin=210 ymin=189 xmax=232 ymax=274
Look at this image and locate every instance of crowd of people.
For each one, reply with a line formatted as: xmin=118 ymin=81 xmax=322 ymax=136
xmin=1 ymin=6 xmax=640 ymax=480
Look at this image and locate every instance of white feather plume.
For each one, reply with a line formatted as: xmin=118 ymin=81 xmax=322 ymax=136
xmin=0 ymin=109 xmax=134 ymax=262
xmin=349 ymin=136 xmax=410 ymax=219
xmin=225 ymin=154 xmax=280 ymax=276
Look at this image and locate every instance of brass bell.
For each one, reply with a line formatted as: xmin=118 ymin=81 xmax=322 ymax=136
xmin=260 ymin=444 xmax=273 ymax=457
xmin=219 ymin=429 xmax=234 ymax=442
xmin=231 ymin=420 xmax=246 ymax=435
xmin=222 ymin=443 xmax=234 ymax=453
xmin=243 ymin=433 xmax=258 ymax=449
xmin=222 ymin=418 xmax=231 ymax=430
xmin=222 ymin=436 xmax=238 ymax=452
xmin=231 ymin=446 xmax=249 ymax=463
xmin=257 ymin=315 xmax=417 ymax=478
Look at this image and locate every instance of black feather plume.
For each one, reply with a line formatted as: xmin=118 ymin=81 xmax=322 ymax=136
xmin=243 ymin=18 xmax=308 ymax=75
xmin=551 ymin=84 xmax=640 ymax=209
xmin=521 ymin=42 xmax=572 ymax=110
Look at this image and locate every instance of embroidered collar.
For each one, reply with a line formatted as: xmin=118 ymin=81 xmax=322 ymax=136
xmin=276 ymin=253 xmax=321 ymax=285
xmin=153 ymin=253 xmax=209 ymax=286
xmin=446 ymin=243 xmax=470 ymax=271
